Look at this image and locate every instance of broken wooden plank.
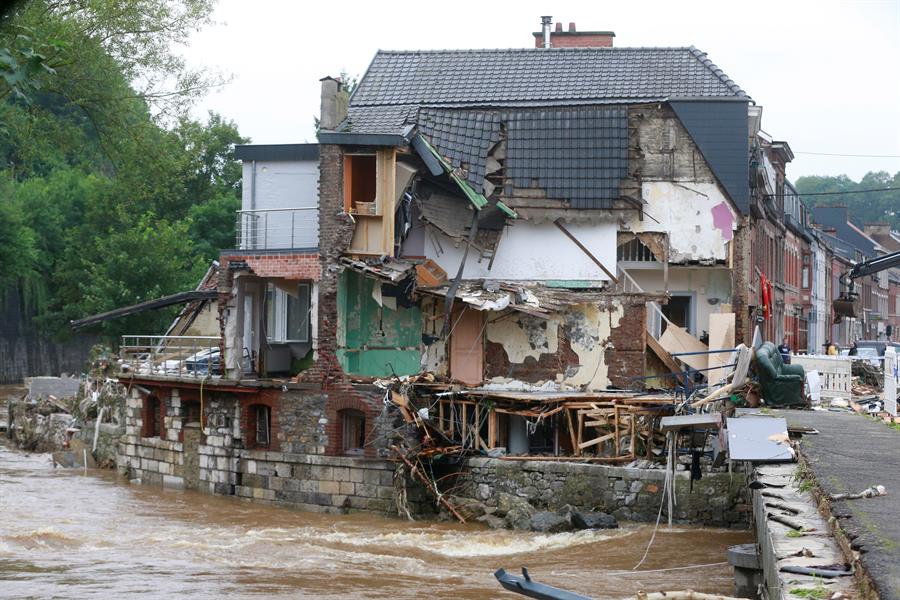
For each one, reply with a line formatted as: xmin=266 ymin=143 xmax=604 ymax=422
xmin=647 ymin=334 xmax=687 ymax=386
xmin=578 ymin=432 xmax=616 ymax=450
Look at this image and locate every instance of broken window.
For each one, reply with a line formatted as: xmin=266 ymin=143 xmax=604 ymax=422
xmin=265 ymin=281 xmax=311 ymax=343
xmin=253 ymin=405 xmax=271 ymax=448
xmin=343 ymin=154 xmax=377 ymax=214
xmin=340 ymin=409 xmax=366 ymax=455
xmin=144 ymin=396 xmax=162 ymax=438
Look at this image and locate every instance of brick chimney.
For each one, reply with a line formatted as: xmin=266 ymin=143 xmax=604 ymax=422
xmin=319 ymin=76 xmax=349 ymax=131
xmin=533 ymin=19 xmax=615 ymax=48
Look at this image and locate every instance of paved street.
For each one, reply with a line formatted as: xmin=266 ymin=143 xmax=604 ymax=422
xmin=783 ymin=410 xmax=899 ymax=600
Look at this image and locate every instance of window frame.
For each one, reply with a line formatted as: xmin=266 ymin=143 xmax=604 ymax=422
xmin=265 ymin=281 xmax=311 ymax=343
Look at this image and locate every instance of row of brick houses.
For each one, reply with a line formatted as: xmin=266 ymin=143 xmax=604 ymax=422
xmin=114 ymin=20 xmax=899 ymax=509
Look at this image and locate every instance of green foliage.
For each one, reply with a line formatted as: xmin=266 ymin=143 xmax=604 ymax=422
xmin=0 ymin=1 xmax=248 ymax=342
xmin=795 ymin=171 xmax=900 ymax=229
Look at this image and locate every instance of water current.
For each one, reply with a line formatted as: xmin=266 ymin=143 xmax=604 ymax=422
xmin=0 ymin=442 xmax=751 ymax=599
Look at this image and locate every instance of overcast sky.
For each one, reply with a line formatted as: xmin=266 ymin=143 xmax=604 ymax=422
xmin=182 ymin=0 xmax=900 ymax=182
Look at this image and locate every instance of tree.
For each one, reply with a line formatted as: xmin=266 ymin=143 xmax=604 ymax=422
xmin=795 ymin=171 xmax=900 ymax=229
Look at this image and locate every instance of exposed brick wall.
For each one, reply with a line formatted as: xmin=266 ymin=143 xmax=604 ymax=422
xmin=298 ymin=143 xmax=390 ymax=457
xmin=606 ymin=299 xmax=647 ymax=389
xmin=220 ymin=251 xmax=321 ymax=281
xmin=731 ymin=215 xmax=753 ymax=345
xmin=239 ymin=390 xmax=281 ymax=451
xmin=533 ymin=32 xmax=615 ymax=48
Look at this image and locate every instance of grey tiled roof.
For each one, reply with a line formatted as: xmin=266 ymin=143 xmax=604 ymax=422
xmin=341 ymin=104 xmax=417 ymax=134
xmin=505 ymin=107 xmax=628 ymax=209
xmin=351 ymin=47 xmax=747 ymax=110
xmin=416 ymin=107 xmax=628 ymax=208
xmin=417 ymin=108 xmax=501 ymax=194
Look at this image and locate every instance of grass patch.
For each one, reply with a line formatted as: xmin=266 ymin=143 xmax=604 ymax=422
xmin=786 ymin=529 xmax=805 ymax=538
xmin=789 ymin=586 xmax=830 ymax=600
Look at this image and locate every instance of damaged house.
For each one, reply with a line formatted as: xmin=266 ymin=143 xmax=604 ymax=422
xmin=312 ymin=33 xmax=751 ymax=457
xmin=110 ymin=24 xmax=760 ymax=510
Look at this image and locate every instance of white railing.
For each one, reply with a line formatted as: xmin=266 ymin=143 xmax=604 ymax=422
xmin=236 ymin=207 xmax=318 ymax=250
xmin=791 ymin=354 xmax=852 ymax=399
xmin=885 ymin=347 xmax=898 ymax=416
xmin=619 ymin=268 xmax=668 ymax=340
xmin=120 ymin=335 xmax=225 ymax=377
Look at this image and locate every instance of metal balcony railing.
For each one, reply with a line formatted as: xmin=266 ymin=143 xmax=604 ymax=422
xmin=236 ymin=207 xmax=318 ymax=250
xmin=120 ymin=335 xmax=226 ymax=377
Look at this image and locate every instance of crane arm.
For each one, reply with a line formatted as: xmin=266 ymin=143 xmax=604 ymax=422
xmin=847 ymin=249 xmax=900 ymax=280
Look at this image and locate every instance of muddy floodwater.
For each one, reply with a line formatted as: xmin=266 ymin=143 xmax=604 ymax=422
xmin=0 ymin=442 xmax=751 ymax=599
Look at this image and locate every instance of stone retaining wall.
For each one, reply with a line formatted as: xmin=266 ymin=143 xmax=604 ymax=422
xmin=451 ymin=457 xmax=751 ymax=528
xmin=234 ymin=450 xmax=433 ymax=515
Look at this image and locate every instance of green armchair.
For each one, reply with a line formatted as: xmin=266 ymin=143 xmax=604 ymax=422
xmin=754 ymin=342 xmax=806 ymax=407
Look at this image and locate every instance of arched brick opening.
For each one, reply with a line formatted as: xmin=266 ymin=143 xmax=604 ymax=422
xmin=324 ymin=392 xmax=379 ymax=457
xmin=241 ymin=396 xmax=280 ymax=451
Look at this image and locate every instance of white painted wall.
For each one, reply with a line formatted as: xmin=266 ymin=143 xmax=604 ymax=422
xmin=624 ymin=181 xmax=737 ymax=263
xmin=626 ymin=265 xmax=732 ymax=338
xmin=240 ymin=160 xmax=319 ymax=249
xmin=428 ymin=220 xmax=617 ymax=282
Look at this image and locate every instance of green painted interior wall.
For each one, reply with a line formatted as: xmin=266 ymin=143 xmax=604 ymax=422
xmin=337 ymin=270 xmax=422 ymax=377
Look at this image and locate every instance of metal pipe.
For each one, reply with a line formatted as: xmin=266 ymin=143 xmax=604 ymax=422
xmin=540 ymin=16 xmax=552 ymax=48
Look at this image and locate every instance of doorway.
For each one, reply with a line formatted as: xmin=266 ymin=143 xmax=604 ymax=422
xmin=662 ymin=295 xmax=693 ymax=334
xmin=449 ymin=306 xmax=484 ymax=385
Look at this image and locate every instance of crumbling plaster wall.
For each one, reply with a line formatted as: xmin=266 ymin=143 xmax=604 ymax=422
xmin=477 ymin=299 xmax=646 ymax=390
xmin=428 ymin=220 xmax=618 ymax=282
xmin=622 ymin=105 xmax=738 ymax=263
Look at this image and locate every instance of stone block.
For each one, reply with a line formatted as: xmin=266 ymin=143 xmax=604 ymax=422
xmin=310 ymin=466 xmax=333 ymax=481
xmin=332 ymin=494 xmax=349 ymax=508
xmin=339 ymin=481 xmax=355 ymax=495
xmin=366 ymin=498 xmax=392 ymax=513
xmin=269 ymin=477 xmax=284 ymax=491
xmin=245 ymin=460 xmax=257 ymax=474
xmin=355 ymin=483 xmax=376 ymax=498
xmin=332 ymin=466 xmax=350 ymax=482
xmin=363 ymin=470 xmax=381 ymax=486
xmin=377 ymin=486 xmax=395 ymax=500
xmin=275 ymin=463 xmax=292 ymax=478
xmin=348 ymin=496 xmax=368 ymax=510
xmin=349 ymin=468 xmax=365 ymax=483
xmin=318 ymin=480 xmax=340 ymax=495
xmin=162 ymin=475 xmax=184 ymax=489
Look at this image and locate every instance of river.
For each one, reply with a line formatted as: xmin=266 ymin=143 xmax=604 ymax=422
xmin=0 ymin=442 xmax=751 ymax=599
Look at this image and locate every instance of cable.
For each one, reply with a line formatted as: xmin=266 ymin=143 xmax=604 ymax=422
xmin=767 ymin=186 xmax=900 ymax=198
xmin=795 ymin=151 xmax=900 ymax=158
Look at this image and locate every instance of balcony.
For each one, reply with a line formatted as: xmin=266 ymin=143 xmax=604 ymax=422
xmin=120 ymin=335 xmax=239 ymax=378
xmin=236 ymin=207 xmax=318 ymax=251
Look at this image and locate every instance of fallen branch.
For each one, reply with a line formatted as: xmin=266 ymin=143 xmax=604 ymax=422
xmin=390 ymin=444 xmax=466 ymax=523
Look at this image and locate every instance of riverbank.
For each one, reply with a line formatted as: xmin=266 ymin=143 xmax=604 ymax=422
xmin=0 ymin=441 xmax=751 ymax=599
